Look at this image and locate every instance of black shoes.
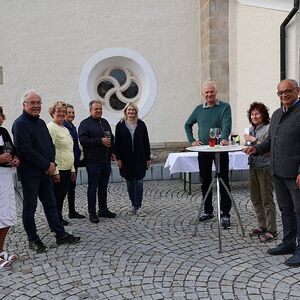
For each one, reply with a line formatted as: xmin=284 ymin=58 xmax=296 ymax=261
xmin=29 ymin=240 xmax=47 ymax=253
xmin=89 ymin=214 xmax=100 ymax=224
xmin=285 ymin=249 xmax=300 ymax=267
xmin=221 ymin=216 xmax=231 ymax=229
xmin=267 ymin=243 xmax=296 ymax=256
xmin=60 ymin=219 xmax=70 ymax=226
xmin=56 ymin=232 xmax=80 ymax=245
xmin=199 ymin=214 xmax=214 ymax=222
xmin=68 ymin=212 xmax=85 ymax=219
xmin=98 ymin=210 xmax=116 ymax=219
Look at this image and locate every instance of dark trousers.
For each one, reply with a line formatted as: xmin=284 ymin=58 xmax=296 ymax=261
xmin=67 ymin=166 xmax=78 ymax=214
xmin=273 ymin=175 xmax=300 ymax=248
xmin=21 ymin=175 xmax=65 ymax=241
xmin=53 ymin=170 xmax=71 ymax=221
xmin=126 ymin=178 xmax=144 ymax=209
xmin=198 ymin=152 xmax=231 ymax=217
xmin=86 ymin=162 xmax=111 ymax=215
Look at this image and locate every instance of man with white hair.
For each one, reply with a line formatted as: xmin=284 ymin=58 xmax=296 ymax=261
xmin=185 ymin=81 xmax=232 ymax=229
xmin=12 ymin=90 xmax=80 ymax=253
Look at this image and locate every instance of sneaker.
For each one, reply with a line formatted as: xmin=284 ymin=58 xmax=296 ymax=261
xmin=136 ymin=208 xmax=146 ymax=217
xmin=89 ymin=214 xmax=100 ymax=224
xmin=56 ymin=232 xmax=80 ymax=245
xmin=199 ymin=213 xmax=214 ymax=222
xmin=221 ymin=216 xmax=231 ymax=229
xmin=29 ymin=240 xmax=47 ymax=253
xmin=129 ymin=206 xmax=137 ymax=215
xmin=98 ymin=210 xmax=116 ymax=218
xmin=68 ymin=212 xmax=85 ymax=219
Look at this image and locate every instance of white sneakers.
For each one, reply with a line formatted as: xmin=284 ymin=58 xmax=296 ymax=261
xmin=129 ymin=206 xmax=146 ymax=217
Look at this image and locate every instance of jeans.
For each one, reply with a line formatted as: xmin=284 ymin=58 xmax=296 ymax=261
xmin=198 ymin=152 xmax=231 ymax=217
xmin=53 ymin=170 xmax=71 ymax=221
xmin=67 ymin=166 xmax=78 ymax=214
xmin=126 ymin=178 xmax=144 ymax=209
xmin=273 ymin=175 xmax=300 ymax=247
xmin=86 ymin=162 xmax=111 ymax=215
xmin=21 ymin=174 xmax=65 ymax=241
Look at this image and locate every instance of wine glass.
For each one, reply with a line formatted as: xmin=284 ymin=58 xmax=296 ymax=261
xmin=209 ymin=128 xmax=216 ymax=139
xmin=231 ymin=128 xmax=238 ymax=145
xmin=104 ymin=131 xmax=111 ymax=141
xmin=215 ymin=128 xmax=221 ymax=145
xmin=104 ymin=131 xmax=111 ymax=147
xmin=209 ymin=128 xmax=216 ymax=147
xmin=3 ymin=141 xmax=12 ymax=154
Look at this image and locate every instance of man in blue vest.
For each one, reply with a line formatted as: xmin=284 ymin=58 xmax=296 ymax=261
xmin=246 ymin=79 xmax=300 ymax=267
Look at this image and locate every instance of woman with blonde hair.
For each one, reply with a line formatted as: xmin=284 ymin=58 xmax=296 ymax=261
xmin=115 ymin=102 xmax=152 ymax=216
xmin=47 ymin=101 xmax=76 ymax=225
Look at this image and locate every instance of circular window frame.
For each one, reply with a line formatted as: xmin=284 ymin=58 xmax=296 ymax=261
xmin=79 ymin=48 xmax=157 ymax=125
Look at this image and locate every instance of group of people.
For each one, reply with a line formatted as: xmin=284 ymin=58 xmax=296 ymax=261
xmin=1 ymin=78 xmax=300 ymax=270
xmin=185 ymin=79 xmax=300 ymax=267
xmin=0 ymin=91 xmax=151 ymax=271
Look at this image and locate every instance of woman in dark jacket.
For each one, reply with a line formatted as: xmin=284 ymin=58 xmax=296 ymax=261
xmin=115 ymin=103 xmax=151 ymax=216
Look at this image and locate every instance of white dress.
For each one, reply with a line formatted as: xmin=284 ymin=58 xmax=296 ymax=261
xmin=0 ymin=130 xmax=17 ymax=229
xmin=0 ymin=167 xmax=16 ymax=229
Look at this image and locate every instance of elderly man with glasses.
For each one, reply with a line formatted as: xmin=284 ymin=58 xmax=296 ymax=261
xmin=245 ymin=79 xmax=300 ymax=267
xmin=12 ymin=90 xmax=80 ymax=253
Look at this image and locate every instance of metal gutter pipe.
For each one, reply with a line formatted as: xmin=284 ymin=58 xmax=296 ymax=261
xmin=280 ymin=0 xmax=299 ymax=80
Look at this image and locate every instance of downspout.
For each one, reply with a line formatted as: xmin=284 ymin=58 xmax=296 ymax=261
xmin=280 ymin=0 xmax=300 ymax=80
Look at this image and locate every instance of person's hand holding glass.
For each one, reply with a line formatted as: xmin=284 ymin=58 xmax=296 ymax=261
xmin=103 ymin=130 xmax=111 ymax=147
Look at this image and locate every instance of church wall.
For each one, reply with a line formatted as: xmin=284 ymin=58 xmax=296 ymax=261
xmin=0 ymin=0 xmax=201 ymax=148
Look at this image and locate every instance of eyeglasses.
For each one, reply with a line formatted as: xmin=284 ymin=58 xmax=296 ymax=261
xmin=24 ymin=101 xmax=42 ymax=106
xmin=276 ymin=88 xmax=297 ymax=97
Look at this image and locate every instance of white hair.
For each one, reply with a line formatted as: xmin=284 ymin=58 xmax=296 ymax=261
xmin=21 ymin=89 xmax=41 ymax=103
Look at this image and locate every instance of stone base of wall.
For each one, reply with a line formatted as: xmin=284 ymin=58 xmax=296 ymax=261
xmin=150 ymin=141 xmax=190 ymax=163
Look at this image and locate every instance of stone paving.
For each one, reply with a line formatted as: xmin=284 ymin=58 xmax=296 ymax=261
xmin=1 ymin=180 xmax=300 ymax=300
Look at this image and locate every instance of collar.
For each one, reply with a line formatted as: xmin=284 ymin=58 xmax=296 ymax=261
xmin=282 ymin=98 xmax=300 ymax=113
xmin=203 ymin=99 xmax=220 ymax=109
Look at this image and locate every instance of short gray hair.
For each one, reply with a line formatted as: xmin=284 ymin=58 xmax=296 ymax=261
xmin=202 ymin=80 xmax=217 ymax=91
xmin=21 ymin=89 xmax=41 ymax=103
xmin=89 ymin=99 xmax=102 ymax=111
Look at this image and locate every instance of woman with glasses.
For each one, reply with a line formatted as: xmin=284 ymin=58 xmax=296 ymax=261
xmin=47 ymin=101 xmax=76 ymax=226
xmin=244 ymin=102 xmax=277 ymax=242
xmin=0 ymin=106 xmax=20 ymax=271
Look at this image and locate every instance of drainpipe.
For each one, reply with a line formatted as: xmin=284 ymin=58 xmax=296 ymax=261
xmin=280 ymin=0 xmax=300 ymax=80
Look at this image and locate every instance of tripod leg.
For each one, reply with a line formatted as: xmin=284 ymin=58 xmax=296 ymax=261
xmin=216 ymin=177 xmax=222 ymax=253
xmin=219 ymin=178 xmax=245 ymax=236
xmin=193 ymin=178 xmax=215 ymax=236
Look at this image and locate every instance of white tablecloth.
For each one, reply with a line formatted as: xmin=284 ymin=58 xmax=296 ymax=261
xmin=164 ymin=151 xmax=249 ymax=175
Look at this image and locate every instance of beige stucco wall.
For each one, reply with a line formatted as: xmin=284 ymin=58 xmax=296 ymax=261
xmin=229 ymin=1 xmax=298 ymax=137
xmin=0 ymin=0 xmax=200 ymax=143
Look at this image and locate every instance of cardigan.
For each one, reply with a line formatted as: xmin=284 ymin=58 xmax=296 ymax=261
xmin=0 ymin=127 xmax=17 ymax=168
xmin=115 ymin=119 xmax=151 ymax=180
xmin=256 ymin=101 xmax=300 ymax=178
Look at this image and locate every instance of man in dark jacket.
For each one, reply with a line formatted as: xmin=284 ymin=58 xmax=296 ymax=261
xmin=78 ymin=100 xmax=116 ymax=223
xmin=12 ymin=90 xmax=80 ymax=253
xmin=245 ymin=79 xmax=300 ymax=267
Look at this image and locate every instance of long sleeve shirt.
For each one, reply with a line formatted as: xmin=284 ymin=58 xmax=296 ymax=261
xmin=185 ymin=100 xmax=232 ymax=145
xmin=47 ymin=121 xmax=75 ymax=174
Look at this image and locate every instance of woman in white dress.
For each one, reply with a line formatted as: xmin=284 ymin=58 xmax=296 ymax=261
xmin=0 ymin=106 xmax=20 ymax=271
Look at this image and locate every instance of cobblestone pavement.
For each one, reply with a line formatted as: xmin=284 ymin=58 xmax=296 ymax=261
xmin=1 ymin=180 xmax=300 ymax=300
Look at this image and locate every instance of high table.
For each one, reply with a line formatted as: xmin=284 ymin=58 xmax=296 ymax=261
xmin=186 ymin=145 xmax=246 ymax=253
xmin=164 ymin=151 xmax=249 ymax=194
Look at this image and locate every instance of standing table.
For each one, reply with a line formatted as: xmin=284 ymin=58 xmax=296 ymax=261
xmin=186 ymin=145 xmax=246 ymax=252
